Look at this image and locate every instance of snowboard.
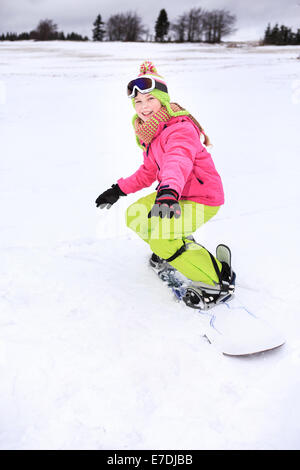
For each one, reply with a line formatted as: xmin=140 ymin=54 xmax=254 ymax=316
xmin=151 ymin=263 xmax=286 ymax=356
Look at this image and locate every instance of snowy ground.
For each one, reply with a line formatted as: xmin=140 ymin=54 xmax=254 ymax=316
xmin=1 ymin=40 xmax=300 ymax=450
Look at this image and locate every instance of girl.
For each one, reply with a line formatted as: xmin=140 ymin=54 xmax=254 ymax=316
xmin=95 ymin=61 xmax=235 ymax=308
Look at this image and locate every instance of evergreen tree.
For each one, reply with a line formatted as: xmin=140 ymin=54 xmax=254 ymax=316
xmin=279 ymin=24 xmax=290 ymax=45
xmin=270 ymin=23 xmax=280 ymax=44
xmin=57 ymin=31 xmax=65 ymax=40
xmin=66 ymin=32 xmax=87 ymax=41
xmin=263 ymin=23 xmax=272 ymax=44
xmin=18 ymin=32 xmax=30 ymax=40
xmin=155 ymin=9 xmax=170 ymax=42
xmin=92 ymin=14 xmax=105 ymax=41
xmin=6 ymin=32 xmax=18 ymax=41
xmin=263 ymin=22 xmax=300 ymax=45
xmin=286 ymin=26 xmax=293 ymax=44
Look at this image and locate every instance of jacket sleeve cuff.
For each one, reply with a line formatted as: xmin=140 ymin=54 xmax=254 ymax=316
xmin=157 ymin=182 xmax=182 ymax=199
xmin=116 ymin=178 xmax=128 ymax=195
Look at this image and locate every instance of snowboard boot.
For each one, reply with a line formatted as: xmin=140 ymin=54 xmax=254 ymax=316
xmin=183 ymin=244 xmax=236 ymax=310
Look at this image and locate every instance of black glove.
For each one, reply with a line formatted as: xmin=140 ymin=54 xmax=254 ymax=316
xmin=95 ymin=184 xmax=126 ymax=209
xmin=148 ymin=188 xmax=181 ymax=219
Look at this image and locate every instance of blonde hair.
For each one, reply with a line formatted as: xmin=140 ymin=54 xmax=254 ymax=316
xmin=172 ymin=103 xmax=212 ymax=147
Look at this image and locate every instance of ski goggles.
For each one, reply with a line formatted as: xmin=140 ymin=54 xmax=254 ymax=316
xmin=127 ymin=76 xmax=168 ymax=98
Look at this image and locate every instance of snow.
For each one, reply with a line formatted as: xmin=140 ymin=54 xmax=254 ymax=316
xmin=0 ymin=40 xmax=300 ymax=450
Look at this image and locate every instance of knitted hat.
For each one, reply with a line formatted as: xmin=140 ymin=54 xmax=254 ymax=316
xmin=131 ymin=60 xmax=189 ymax=119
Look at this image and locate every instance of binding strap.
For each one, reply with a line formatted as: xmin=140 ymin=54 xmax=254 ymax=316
xmin=165 ymin=242 xmax=187 ymax=263
xmin=207 ymin=251 xmax=222 ymax=285
xmin=208 ymin=250 xmax=234 ymax=293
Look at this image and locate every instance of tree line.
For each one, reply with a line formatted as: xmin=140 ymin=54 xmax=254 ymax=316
xmin=263 ymin=23 xmax=300 ymax=45
xmin=0 ymin=8 xmax=237 ymax=43
xmin=93 ymin=8 xmax=237 ymax=43
xmin=0 ymin=19 xmax=88 ymax=42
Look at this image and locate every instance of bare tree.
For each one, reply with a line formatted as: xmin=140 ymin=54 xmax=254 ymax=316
xmin=106 ymin=11 xmax=146 ymax=41
xmin=216 ymin=9 xmax=237 ymax=42
xmin=124 ymin=11 xmax=147 ymax=41
xmin=33 ymin=19 xmax=58 ymax=41
xmin=171 ymin=8 xmax=206 ymax=42
xmin=144 ymin=26 xmax=151 ymax=42
xmin=171 ymin=13 xmax=188 ymax=42
xmin=203 ymin=9 xmax=237 ymax=43
xmin=202 ymin=10 xmax=217 ymax=42
xmin=186 ymin=7 xmax=204 ymax=42
xmin=106 ymin=14 xmax=123 ymax=41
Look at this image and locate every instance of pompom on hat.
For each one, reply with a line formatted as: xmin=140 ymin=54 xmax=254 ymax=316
xmin=138 ymin=60 xmax=164 ymax=78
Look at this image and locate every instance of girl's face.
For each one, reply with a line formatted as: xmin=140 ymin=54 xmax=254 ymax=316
xmin=134 ymin=92 xmax=162 ymax=122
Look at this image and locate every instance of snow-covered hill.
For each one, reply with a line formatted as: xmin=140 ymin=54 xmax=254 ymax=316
xmin=1 ymin=41 xmax=300 ymax=449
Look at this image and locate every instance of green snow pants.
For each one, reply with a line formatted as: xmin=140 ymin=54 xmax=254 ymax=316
xmin=125 ymin=192 xmax=222 ymax=286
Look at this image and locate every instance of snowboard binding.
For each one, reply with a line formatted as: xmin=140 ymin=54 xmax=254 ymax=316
xmin=183 ymin=244 xmax=236 ymax=310
xmin=182 ymin=273 xmax=236 ymax=310
xmin=149 ymin=253 xmax=183 ymax=288
xmin=150 ymin=244 xmax=236 ymax=311
xmin=149 ymin=252 xmax=165 ymax=270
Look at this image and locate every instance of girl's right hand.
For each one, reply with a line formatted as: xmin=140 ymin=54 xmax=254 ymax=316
xmin=95 ymin=184 xmax=126 ymax=209
xmin=148 ymin=188 xmax=181 ymax=219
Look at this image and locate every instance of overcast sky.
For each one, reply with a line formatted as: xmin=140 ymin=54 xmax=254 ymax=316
xmin=1 ymin=0 xmax=300 ymax=40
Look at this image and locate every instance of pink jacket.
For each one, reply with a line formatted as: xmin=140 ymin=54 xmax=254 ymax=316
xmin=117 ymin=115 xmax=224 ymax=206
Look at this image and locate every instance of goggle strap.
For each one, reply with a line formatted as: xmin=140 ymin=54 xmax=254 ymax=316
xmin=154 ymin=81 xmax=168 ymax=93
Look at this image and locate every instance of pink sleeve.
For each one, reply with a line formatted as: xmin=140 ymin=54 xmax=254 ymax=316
xmin=159 ymin=122 xmax=197 ymax=197
xmin=117 ymin=151 xmax=157 ymax=195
